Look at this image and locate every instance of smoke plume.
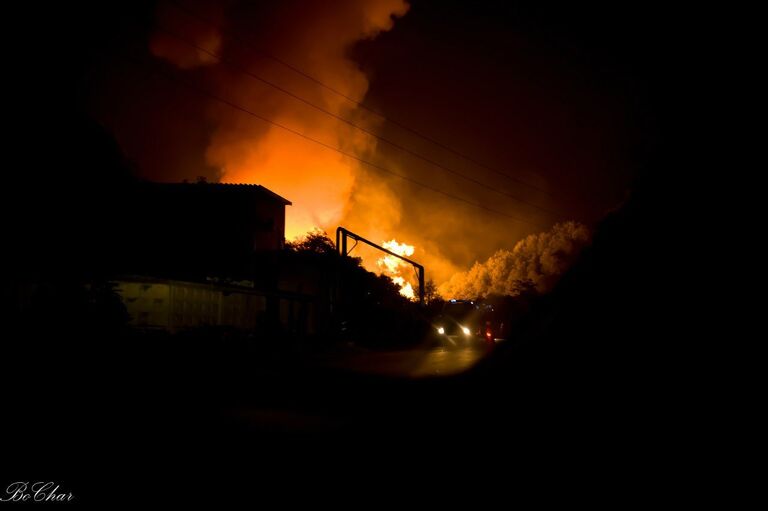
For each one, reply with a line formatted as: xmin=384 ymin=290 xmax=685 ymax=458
xmin=138 ymin=0 xmax=578 ymax=293
xmin=148 ymin=0 xmax=409 ymax=240
xmin=438 ymin=222 xmax=590 ymax=299
xmin=149 ymin=1 xmax=226 ymax=69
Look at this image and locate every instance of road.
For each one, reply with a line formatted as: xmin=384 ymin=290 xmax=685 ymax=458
xmin=310 ymin=338 xmax=497 ymax=378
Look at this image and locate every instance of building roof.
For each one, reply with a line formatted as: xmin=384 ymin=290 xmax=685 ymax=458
xmin=144 ymin=181 xmax=292 ymax=205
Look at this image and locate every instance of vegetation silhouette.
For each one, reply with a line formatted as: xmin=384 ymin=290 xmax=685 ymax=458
xmin=286 ymin=230 xmax=429 ymax=349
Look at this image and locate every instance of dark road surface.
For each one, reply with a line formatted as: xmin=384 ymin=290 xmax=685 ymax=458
xmin=310 ymin=338 xmax=498 ymax=378
xmin=212 ymin=337 xmax=505 ymax=434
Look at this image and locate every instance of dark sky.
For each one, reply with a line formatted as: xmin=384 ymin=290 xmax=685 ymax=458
xmin=352 ymin=0 xmax=656 ymax=222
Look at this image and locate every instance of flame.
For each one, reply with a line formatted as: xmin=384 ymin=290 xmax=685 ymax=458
xmin=378 ymin=239 xmax=416 ymax=298
xmin=392 ymin=277 xmax=415 ymax=299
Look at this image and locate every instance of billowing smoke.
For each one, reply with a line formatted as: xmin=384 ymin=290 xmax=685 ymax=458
xmin=149 ymin=1 xmax=226 ymax=69
xmin=149 ymin=0 xmax=409 ymax=240
xmin=138 ymin=0 xmax=580 ymax=294
xmin=438 ymin=222 xmax=590 ymax=299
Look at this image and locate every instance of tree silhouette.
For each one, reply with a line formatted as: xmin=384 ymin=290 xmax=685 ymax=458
xmin=423 ymin=279 xmax=441 ymax=305
xmin=285 ymin=229 xmax=337 ymax=256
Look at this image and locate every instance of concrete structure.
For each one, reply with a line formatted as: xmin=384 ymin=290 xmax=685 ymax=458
xmin=114 ymin=276 xmax=264 ymax=332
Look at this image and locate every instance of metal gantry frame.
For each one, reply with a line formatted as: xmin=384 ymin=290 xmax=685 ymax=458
xmin=336 ymin=227 xmax=425 ymax=305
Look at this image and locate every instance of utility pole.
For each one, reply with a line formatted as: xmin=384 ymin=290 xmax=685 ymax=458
xmin=335 ymin=227 xmax=425 ymax=305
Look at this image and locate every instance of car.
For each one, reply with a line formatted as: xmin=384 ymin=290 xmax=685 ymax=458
xmin=433 ymin=300 xmax=483 ymax=342
xmin=433 ymin=299 xmax=506 ymax=345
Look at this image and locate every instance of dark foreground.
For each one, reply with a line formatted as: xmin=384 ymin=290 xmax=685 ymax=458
xmin=3 ymin=314 xmax=700 ymax=506
xmin=5 ymin=163 xmax=710 ymax=502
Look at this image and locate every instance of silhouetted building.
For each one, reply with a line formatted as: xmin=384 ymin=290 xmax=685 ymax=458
xmin=112 ymin=181 xmax=324 ymax=336
xmin=121 ymin=182 xmax=291 ymax=275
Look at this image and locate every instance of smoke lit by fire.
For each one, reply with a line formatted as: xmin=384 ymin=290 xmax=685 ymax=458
xmin=142 ymin=0 xmax=583 ymax=292
xmin=148 ymin=0 xmax=431 ymax=289
xmin=149 ymin=0 xmax=409 ymax=241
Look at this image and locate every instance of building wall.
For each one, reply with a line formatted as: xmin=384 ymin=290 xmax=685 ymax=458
xmin=115 ymin=277 xmax=314 ymax=335
xmin=117 ymin=280 xmax=171 ymax=329
xmin=116 ymin=279 xmax=266 ymax=332
xmin=250 ymin=199 xmax=286 ymax=252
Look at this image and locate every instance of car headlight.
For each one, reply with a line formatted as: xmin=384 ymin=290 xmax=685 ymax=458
xmin=437 ymin=327 xmax=445 ymax=335
xmin=462 ymin=327 xmax=470 ymax=335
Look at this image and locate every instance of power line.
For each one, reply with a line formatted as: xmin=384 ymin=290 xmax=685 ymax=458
xmin=163 ymin=0 xmax=556 ymax=197
xmin=118 ymin=50 xmax=547 ymax=228
xmin=154 ymin=25 xmax=559 ymax=218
